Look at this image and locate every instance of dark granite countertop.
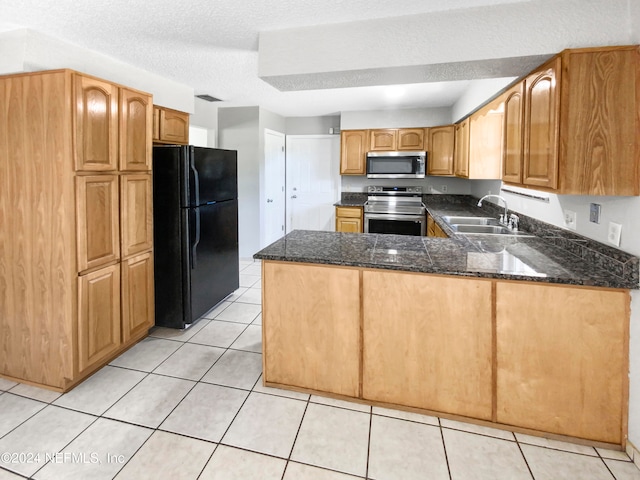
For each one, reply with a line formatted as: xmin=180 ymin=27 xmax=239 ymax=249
xmin=255 ymin=195 xmax=639 ymax=289
xmin=333 ymin=192 xmax=367 ymax=207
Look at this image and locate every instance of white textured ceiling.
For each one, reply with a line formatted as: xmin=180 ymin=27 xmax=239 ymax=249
xmin=0 ymin=0 xmax=614 ymax=117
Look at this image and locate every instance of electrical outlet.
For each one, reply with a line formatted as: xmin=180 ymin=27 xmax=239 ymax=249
xmin=589 ymin=203 xmax=601 ymax=223
xmin=608 ymin=222 xmax=622 ymax=247
xmin=563 ymin=210 xmax=577 ymax=230
xmin=441 ymin=185 xmax=447 ymax=193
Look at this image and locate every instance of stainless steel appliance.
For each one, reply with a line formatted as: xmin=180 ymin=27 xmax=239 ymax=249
xmin=364 ymin=186 xmax=426 ymax=236
xmin=366 ymin=151 xmax=426 ymax=179
xmin=152 ymin=145 xmax=240 ymax=329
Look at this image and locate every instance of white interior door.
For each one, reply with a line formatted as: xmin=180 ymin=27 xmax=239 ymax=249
xmin=286 ymin=135 xmax=340 ymax=233
xmin=263 ymin=129 xmax=286 ymax=247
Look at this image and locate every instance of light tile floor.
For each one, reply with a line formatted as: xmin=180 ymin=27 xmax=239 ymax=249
xmin=1 ymin=259 xmax=639 ymax=479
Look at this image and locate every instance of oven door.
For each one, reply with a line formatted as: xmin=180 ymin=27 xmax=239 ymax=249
xmin=364 ymin=213 xmax=426 ymax=236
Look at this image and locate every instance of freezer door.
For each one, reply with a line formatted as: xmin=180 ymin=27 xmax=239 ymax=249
xmin=186 ymin=200 xmax=239 ymax=323
xmin=187 ymin=147 xmax=238 ymax=206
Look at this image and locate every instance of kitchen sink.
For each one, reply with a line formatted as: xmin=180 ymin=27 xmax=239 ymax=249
xmin=449 ymin=224 xmax=534 ymax=236
xmin=441 ymin=216 xmax=500 ymax=226
xmin=440 ymin=215 xmax=535 ymax=236
xmin=450 ymin=224 xmax=512 ymax=234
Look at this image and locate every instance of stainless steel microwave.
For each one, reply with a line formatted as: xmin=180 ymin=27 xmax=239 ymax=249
xmin=366 ymin=151 xmax=426 ymax=179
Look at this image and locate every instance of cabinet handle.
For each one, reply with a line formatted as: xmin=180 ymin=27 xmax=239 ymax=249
xmin=291 ymin=195 xmax=297 ymax=199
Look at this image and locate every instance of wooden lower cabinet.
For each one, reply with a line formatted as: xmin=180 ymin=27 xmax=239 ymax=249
xmin=121 ymin=252 xmax=154 ymax=342
xmin=263 ymin=262 xmax=360 ymax=397
xmin=335 ymin=206 xmax=363 ymax=233
xmin=363 ymin=271 xmax=493 ymax=419
xmin=496 ymin=282 xmax=629 ymax=444
xmin=261 ymin=260 xmax=631 ymax=446
xmin=78 ymin=265 xmax=121 ymax=374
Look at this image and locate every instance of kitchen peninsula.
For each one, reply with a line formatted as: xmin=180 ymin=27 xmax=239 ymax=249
xmin=254 ymin=196 xmax=637 ymax=448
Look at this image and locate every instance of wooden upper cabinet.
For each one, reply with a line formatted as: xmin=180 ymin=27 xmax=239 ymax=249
xmin=427 ymin=125 xmax=455 ymax=176
xmin=152 ymin=106 xmax=160 ymax=142
xmin=369 ymin=129 xmax=397 ymax=151
xmin=522 ymin=58 xmax=560 ymax=189
xmin=397 ymin=128 xmax=426 ymax=150
xmin=559 ymin=47 xmax=640 ymax=195
xmin=454 ymin=119 xmax=470 ymax=177
xmin=369 ymin=128 xmax=426 ymax=151
xmin=340 ymin=130 xmax=367 ymax=175
xmin=467 ymin=97 xmax=504 ymax=179
xmin=158 ymin=107 xmax=189 ymax=144
xmin=74 ymin=75 xmax=119 ymax=172
xmin=78 ymin=264 xmax=121 ymax=373
xmin=120 ymin=174 xmax=153 ymax=258
xmin=502 ymin=82 xmax=525 ymax=184
xmin=76 ymin=175 xmax=120 ymax=273
xmin=120 ymin=88 xmax=152 ymax=171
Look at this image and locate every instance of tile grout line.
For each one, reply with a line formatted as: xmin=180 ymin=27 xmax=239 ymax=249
xmin=514 ymin=438 xmax=537 ymax=480
xmin=365 ymin=408 xmax=373 ymax=479
xmin=438 ymin=418 xmax=453 ymax=480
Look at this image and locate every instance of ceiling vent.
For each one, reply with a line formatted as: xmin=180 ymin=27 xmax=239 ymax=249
xmin=195 ymin=94 xmax=222 ymax=102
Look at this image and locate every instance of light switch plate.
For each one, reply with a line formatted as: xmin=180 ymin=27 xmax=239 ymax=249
xmin=564 ymin=210 xmax=577 ymax=230
xmin=608 ymin=222 xmax=622 ymax=247
xmin=589 ymin=203 xmax=601 ymax=223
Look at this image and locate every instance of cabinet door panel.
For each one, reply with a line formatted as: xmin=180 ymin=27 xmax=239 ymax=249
xmin=496 ymin=282 xmax=628 ymax=443
xmin=502 ymin=83 xmax=524 ymax=184
xmin=159 ymin=108 xmax=189 ymax=144
xmin=263 ymin=262 xmax=360 ymax=397
xmin=76 ymin=175 xmax=120 ymax=272
xmin=120 ymin=88 xmax=152 ymax=171
xmin=427 ymin=126 xmax=455 ymax=176
xmin=74 ymin=75 xmax=118 ymax=172
xmin=78 ymin=265 xmax=121 ymax=373
xmin=152 ymin=106 xmax=160 ymax=142
xmin=121 ymin=252 xmax=154 ymax=342
xmin=369 ymin=129 xmax=397 ymax=151
xmin=363 ymin=271 xmax=493 ymax=419
xmin=523 ymin=59 xmax=560 ymax=189
xmin=397 ymin=128 xmax=425 ymax=151
xmin=120 ymin=174 xmax=153 ymax=258
xmin=454 ymin=119 xmax=469 ymax=177
xmin=340 ymin=130 xmax=367 ymax=175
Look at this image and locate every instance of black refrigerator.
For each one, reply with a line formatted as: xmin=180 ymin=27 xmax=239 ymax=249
xmin=152 ymin=145 xmax=239 ymax=329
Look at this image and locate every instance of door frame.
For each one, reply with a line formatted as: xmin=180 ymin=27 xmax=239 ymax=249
xmin=262 ymin=128 xmax=286 ymax=248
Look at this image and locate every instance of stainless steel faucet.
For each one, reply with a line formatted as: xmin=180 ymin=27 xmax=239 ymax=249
xmin=477 ymin=194 xmax=509 ymax=225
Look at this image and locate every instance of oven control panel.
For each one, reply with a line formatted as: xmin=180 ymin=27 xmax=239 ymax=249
xmin=367 ymin=186 xmax=423 ymax=194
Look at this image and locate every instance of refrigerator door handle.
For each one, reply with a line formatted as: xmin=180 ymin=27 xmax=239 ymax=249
xmin=191 ymin=208 xmax=201 ymax=269
xmin=191 ymin=157 xmax=200 ymax=206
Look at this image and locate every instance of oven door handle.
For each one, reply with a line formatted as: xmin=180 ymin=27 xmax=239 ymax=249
xmin=364 ymin=213 xmax=426 ymax=222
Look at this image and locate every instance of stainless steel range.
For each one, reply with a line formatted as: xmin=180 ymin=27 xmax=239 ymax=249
xmin=364 ymin=186 xmax=426 ymax=236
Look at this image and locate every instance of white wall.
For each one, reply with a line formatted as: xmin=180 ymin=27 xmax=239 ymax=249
xmin=286 ymin=115 xmax=340 ymax=135
xmin=341 ymin=107 xmax=452 ymax=129
xmin=452 ymin=77 xmax=518 ymax=122
xmin=218 ymin=107 xmax=260 ymax=260
xmin=0 ymin=29 xmax=194 ymax=113
xmin=217 ymin=106 xmax=286 ymax=260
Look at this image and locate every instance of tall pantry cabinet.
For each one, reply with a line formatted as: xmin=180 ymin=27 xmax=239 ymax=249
xmin=0 ymin=69 xmax=154 ymax=392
